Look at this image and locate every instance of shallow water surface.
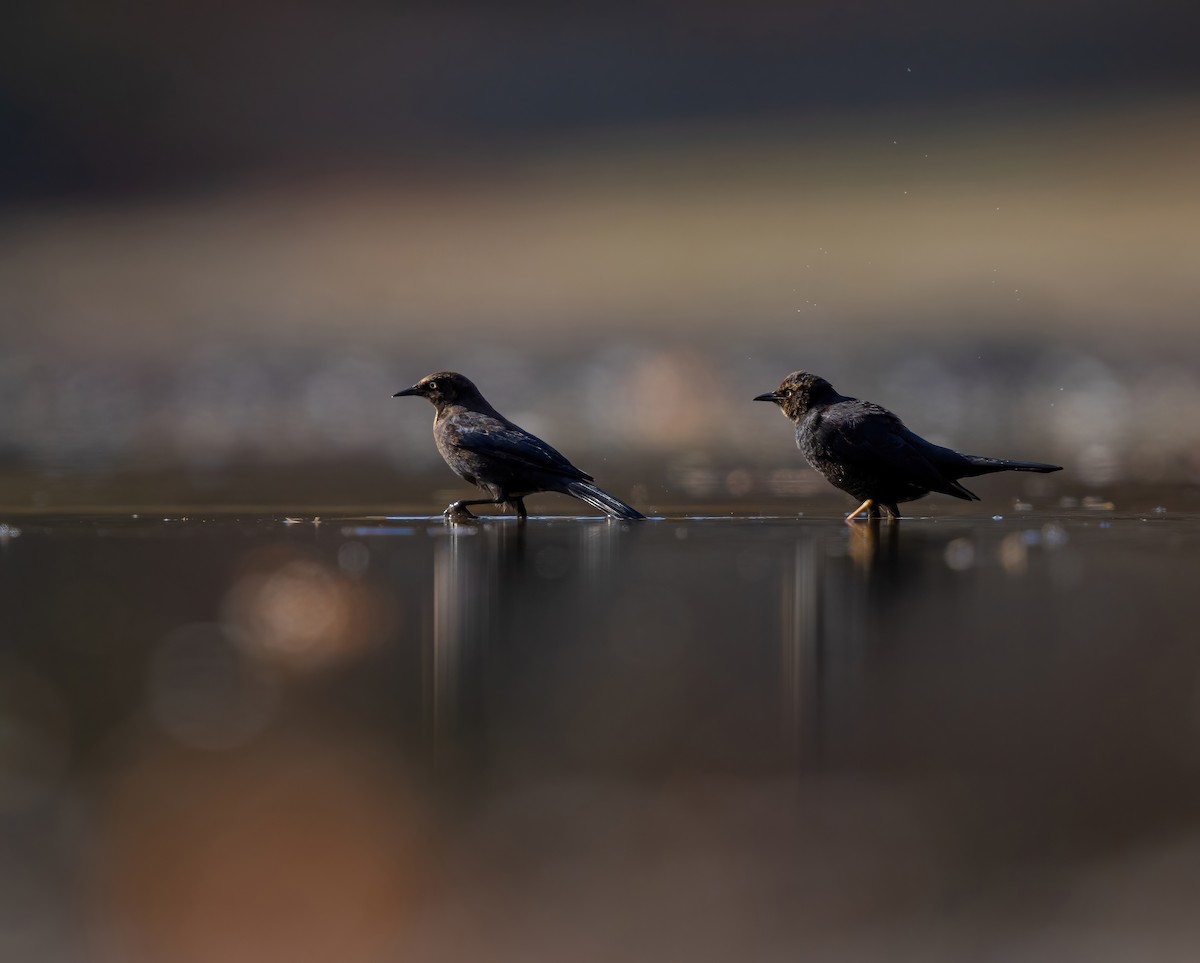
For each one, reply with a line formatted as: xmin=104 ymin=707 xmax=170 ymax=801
xmin=3 ymin=510 xmax=1200 ymax=960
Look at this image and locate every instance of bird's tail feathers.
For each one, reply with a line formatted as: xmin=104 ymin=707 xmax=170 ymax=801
xmin=944 ymin=479 xmax=981 ymax=501
xmin=960 ymin=456 xmax=1063 ymax=477
xmin=565 ymin=480 xmax=646 ymax=520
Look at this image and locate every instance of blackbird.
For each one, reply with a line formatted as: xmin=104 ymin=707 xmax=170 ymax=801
xmin=395 ymin=371 xmax=645 ymax=520
xmin=755 ymin=371 xmax=1062 ymax=520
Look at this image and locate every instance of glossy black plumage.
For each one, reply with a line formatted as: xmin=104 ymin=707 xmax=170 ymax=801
xmin=394 ymin=371 xmax=644 ymax=520
xmin=755 ymin=371 xmax=1062 ymax=519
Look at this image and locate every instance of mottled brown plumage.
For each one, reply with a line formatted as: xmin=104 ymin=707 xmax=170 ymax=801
xmin=756 ymin=371 xmax=1062 ymax=520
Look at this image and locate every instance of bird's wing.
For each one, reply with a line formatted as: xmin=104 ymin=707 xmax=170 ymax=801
xmin=444 ymin=415 xmax=593 ymax=481
xmin=821 ymin=404 xmax=966 ymax=496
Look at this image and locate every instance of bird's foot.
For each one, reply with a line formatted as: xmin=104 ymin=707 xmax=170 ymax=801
xmin=443 ymin=502 xmax=479 ymax=522
xmin=845 ymin=498 xmax=875 ymax=523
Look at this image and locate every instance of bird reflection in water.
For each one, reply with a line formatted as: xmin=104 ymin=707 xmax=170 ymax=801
xmin=779 ymin=520 xmax=902 ymax=768
xmin=428 ymin=520 xmax=629 ymax=762
xmin=429 ymin=525 xmax=506 ymax=762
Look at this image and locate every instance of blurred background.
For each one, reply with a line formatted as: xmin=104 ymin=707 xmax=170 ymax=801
xmin=3 ymin=0 xmax=1200 ymax=510
xmin=2 ymin=1 xmax=1200 ymax=509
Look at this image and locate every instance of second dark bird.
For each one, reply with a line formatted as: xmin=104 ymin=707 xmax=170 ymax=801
xmin=395 ymin=371 xmax=645 ymax=520
xmin=755 ymin=371 xmax=1062 ymax=520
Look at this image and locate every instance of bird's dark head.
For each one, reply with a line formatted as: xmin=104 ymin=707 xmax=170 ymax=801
xmin=393 ymin=371 xmax=481 ymax=410
xmin=754 ymin=371 xmax=839 ymax=421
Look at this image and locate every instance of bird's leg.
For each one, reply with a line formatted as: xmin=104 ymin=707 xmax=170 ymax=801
xmin=846 ymin=498 xmax=874 ymax=523
xmin=444 ymin=497 xmax=505 ymax=520
xmin=513 ymin=498 xmax=528 ymax=521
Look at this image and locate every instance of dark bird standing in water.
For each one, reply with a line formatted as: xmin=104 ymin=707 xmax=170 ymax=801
xmin=395 ymin=371 xmax=645 ymax=521
xmin=755 ymin=371 xmax=1062 ymax=521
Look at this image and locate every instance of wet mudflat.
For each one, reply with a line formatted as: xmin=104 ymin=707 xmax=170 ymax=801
xmin=3 ymin=508 xmax=1200 ymax=961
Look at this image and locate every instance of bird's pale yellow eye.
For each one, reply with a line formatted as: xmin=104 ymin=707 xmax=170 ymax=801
xmin=428 ymin=380 xmax=439 ymax=391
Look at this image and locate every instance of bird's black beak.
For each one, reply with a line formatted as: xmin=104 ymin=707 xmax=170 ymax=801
xmin=753 ymin=392 xmax=780 ymax=403
xmin=393 ymin=386 xmax=421 ymax=398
